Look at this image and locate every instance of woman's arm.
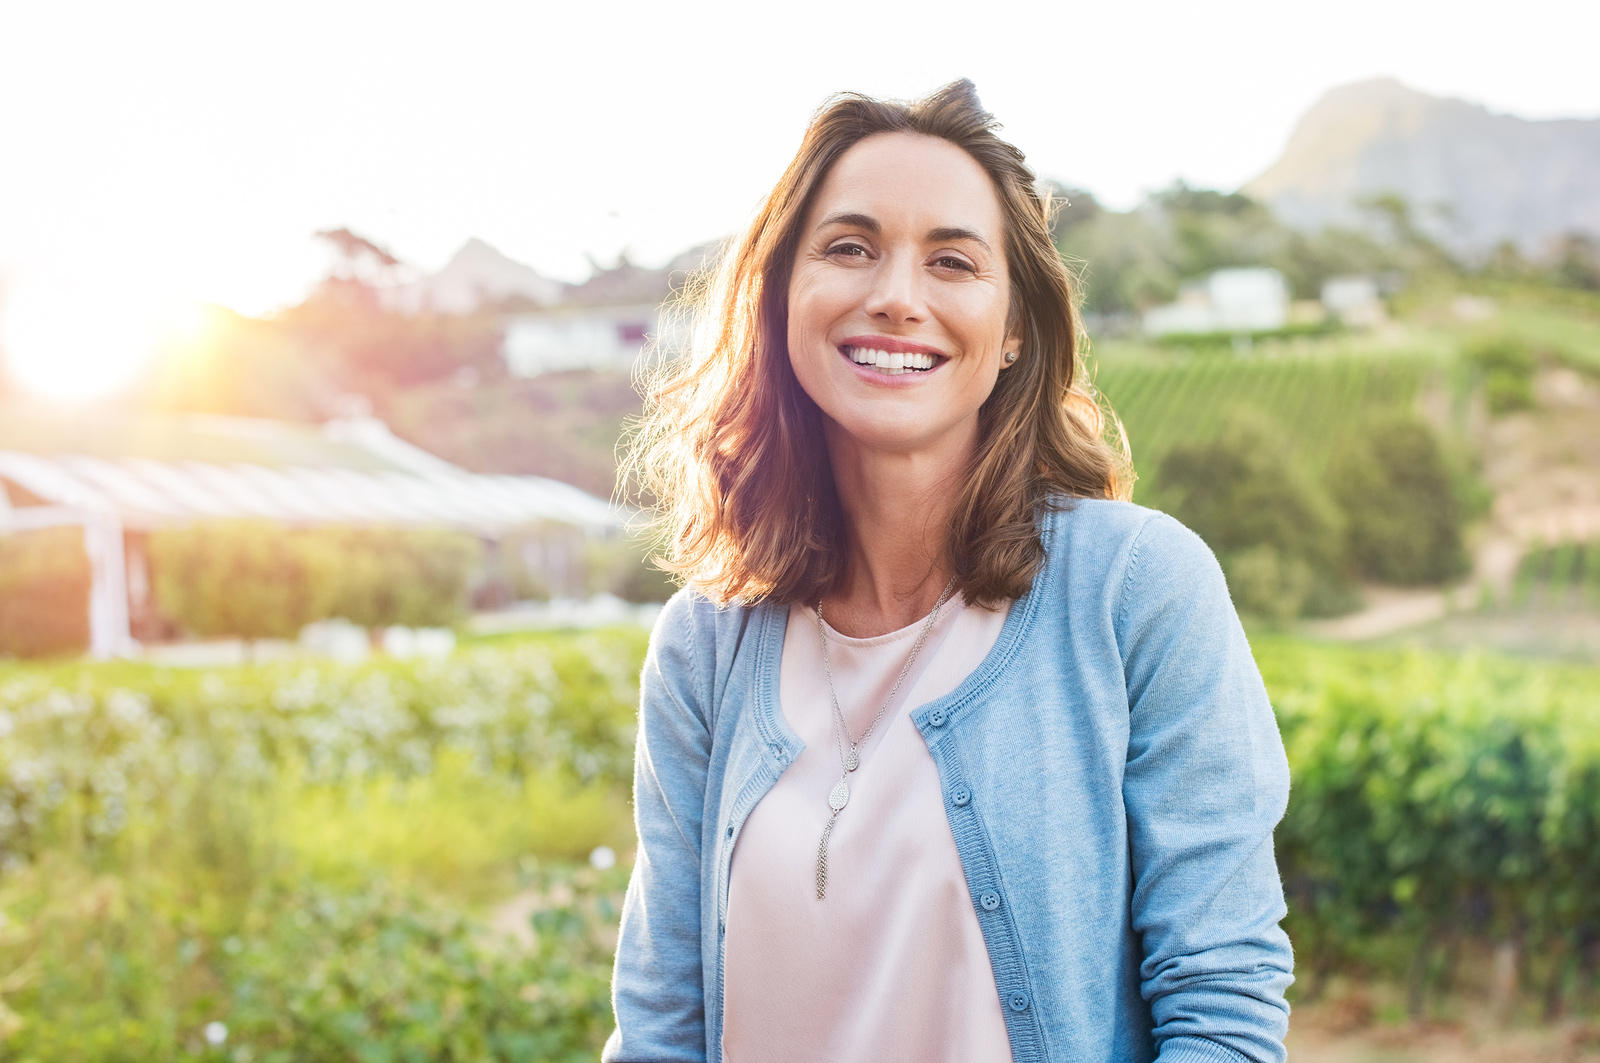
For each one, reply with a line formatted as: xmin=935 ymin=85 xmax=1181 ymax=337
xmin=1115 ymin=514 xmax=1295 ymax=1063
xmin=603 ymin=592 xmax=714 ymax=1062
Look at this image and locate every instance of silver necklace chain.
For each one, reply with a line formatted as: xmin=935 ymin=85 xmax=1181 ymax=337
xmin=814 ymin=577 xmax=957 ymax=899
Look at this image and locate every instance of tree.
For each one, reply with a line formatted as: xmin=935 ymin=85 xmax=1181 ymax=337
xmin=1327 ymin=416 xmax=1471 ymax=585
xmin=1156 ymin=409 xmax=1347 ymax=622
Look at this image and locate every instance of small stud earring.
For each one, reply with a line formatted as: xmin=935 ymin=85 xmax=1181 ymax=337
xmin=1003 ymin=350 xmax=1018 ymax=365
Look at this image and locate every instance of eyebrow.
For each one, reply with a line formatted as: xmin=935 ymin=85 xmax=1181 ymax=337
xmin=816 ymin=212 xmax=993 ymax=253
xmin=927 ymin=226 xmax=991 ymax=252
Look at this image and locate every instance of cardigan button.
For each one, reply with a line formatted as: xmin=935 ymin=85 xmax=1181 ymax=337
xmin=727 ymin=825 xmax=734 ymax=837
xmin=980 ymin=891 xmax=1001 ymax=911
xmin=928 ymin=709 xmax=947 ymax=727
xmin=950 ymin=786 xmax=971 ymax=807
xmin=1008 ymin=991 xmax=1030 ymax=1012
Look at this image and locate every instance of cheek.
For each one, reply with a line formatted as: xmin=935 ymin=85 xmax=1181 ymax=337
xmin=787 ymin=271 xmax=847 ymax=355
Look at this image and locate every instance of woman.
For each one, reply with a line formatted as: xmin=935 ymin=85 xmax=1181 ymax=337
xmin=607 ymin=80 xmax=1293 ymax=1063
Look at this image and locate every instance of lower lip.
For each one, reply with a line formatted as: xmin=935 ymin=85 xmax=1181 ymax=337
xmin=837 ymin=347 xmax=945 ymax=384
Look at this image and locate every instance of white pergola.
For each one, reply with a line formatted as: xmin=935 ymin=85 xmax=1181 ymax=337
xmin=0 ymin=416 xmax=628 ymax=659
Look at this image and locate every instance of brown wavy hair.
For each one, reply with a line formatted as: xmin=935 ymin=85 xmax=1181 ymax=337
xmin=623 ymin=79 xmax=1131 ymax=606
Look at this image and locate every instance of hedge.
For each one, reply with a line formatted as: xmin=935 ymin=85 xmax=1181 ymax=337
xmin=0 ymin=528 xmax=90 ymax=658
xmin=148 ymin=522 xmax=481 ymax=639
xmin=1260 ymin=638 xmax=1600 ymax=1013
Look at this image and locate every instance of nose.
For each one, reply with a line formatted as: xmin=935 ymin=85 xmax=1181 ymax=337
xmin=861 ymin=250 xmax=925 ymax=325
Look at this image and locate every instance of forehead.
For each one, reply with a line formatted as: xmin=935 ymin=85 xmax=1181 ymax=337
xmin=807 ymin=132 xmax=1004 ymax=238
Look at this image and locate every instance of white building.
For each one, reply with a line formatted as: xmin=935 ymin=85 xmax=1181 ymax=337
xmin=1143 ymin=267 xmax=1290 ymax=336
xmin=0 ymin=407 xmax=627 ymax=658
xmin=502 ymin=305 xmax=660 ymax=377
xmin=1320 ymin=275 xmax=1387 ymax=327
xmin=498 ymin=247 xmax=713 ymax=378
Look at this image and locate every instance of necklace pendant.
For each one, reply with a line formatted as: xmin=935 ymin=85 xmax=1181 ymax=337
xmin=828 ymin=777 xmax=850 ymax=811
xmin=844 ymin=746 xmax=859 ymax=772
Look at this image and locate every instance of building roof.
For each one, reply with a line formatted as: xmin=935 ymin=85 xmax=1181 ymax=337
xmin=0 ymin=406 xmax=624 ymax=533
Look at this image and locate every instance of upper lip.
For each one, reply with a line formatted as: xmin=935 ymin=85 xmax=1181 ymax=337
xmin=838 ymin=335 xmax=946 ymax=357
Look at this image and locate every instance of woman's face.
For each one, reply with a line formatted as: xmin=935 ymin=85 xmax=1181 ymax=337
xmin=787 ymin=132 xmax=1019 ymax=458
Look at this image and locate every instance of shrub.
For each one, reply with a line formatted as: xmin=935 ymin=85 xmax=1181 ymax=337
xmin=1260 ymin=639 xmax=1600 ymax=1012
xmin=500 ymin=527 xmax=677 ymax=605
xmin=588 ymin=536 xmax=677 ymax=604
xmin=149 ymin=521 xmax=337 ymax=640
xmin=219 ymin=872 xmax=622 ymax=1063
xmin=1155 ymin=408 xmax=1347 ymax=621
xmin=149 ymin=523 xmax=481 ymax=639
xmin=0 ymin=633 xmax=646 ymax=1061
xmin=318 ymin=526 xmax=482 ymax=628
xmin=1465 ymin=334 xmax=1536 ymax=414
xmin=1326 ymin=415 xmax=1472 ymax=585
xmin=0 ymin=527 xmax=91 ymax=658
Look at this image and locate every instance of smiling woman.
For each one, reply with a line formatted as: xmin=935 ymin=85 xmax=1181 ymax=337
xmin=613 ymin=81 xmax=1294 ymax=1063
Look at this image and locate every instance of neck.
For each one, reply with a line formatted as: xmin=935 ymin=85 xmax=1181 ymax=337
xmin=820 ymin=419 xmax=974 ymax=637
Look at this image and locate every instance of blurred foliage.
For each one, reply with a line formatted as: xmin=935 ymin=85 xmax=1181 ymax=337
xmin=586 ymin=536 xmax=677 ymax=604
xmin=0 ymin=528 xmax=91 ymax=658
xmin=219 ymin=871 xmax=621 ymax=1063
xmin=1092 ymin=351 xmax=1431 ymax=504
xmin=1326 ymin=415 xmax=1473 ymax=585
xmin=0 ymin=631 xmax=645 ymax=1059
xmin=1102 ymin=347 xmax=1485 ymax=618
xmin=1509 ymin=540 xmax=1600 ymax=612
xmin=148 ymin=522 xmax=480 ymax=638
xmin=1155 ymin=409 xmax=1349 ymax=622
xmin=1463 ymin=334 xmax=1538 ymax=414
xmin=1262 ymin=638 xmax=1600 ymax=1016
xmin=1480 ymin=234 xmax=1600 ymax=295
xmin=1051 ymin=181 xmax=1399 ymax=314
xmin=499 ymin=527 xmax=676 ymax=604
xmin=4 ymin=860 xmax=625 ymax=1063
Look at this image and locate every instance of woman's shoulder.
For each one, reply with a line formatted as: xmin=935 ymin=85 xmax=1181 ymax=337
xmin=1045 ymin=497 xmax=1218 ymax=572
xmin=645 ymin=587 xmax=771 ymax=710
xmin=650 ymin=586 xmax=763 ymax=656
xmin=1041 ymin=497 xmax=1228 ymax=624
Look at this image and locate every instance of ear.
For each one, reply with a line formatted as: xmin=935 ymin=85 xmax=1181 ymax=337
xmin=999 ymin=327 xmax=1024 ymax=369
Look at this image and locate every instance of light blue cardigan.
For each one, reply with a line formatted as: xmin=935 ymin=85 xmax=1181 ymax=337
xmin=603 ymin=500 xmax=1294 ymax=1063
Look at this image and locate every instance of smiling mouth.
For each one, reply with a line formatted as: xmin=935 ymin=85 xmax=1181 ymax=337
xmin=841 ymin=345 xmax=942 ymax=375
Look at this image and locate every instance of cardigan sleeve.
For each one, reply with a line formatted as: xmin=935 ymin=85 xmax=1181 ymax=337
xmin=1114 ymin=513 xmax=1295 ymax=1063
xmin=603 ymin=591 xmax=713 ymax=1062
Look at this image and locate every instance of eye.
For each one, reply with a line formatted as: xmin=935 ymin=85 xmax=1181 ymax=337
xmin=932 ymin=254 xmax=976 ymax=273
xmin=827 ymin=240 xmax=870 ymax=258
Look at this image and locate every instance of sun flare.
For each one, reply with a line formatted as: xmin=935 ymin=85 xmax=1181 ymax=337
xmin=0 ymin=283 xmax=206 ymax=403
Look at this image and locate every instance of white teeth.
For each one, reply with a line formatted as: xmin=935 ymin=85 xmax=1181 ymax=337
xmin=844 ymin=346 xmax=937 ymax=373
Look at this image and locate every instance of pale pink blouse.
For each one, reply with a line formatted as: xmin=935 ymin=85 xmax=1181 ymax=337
xmin=722 ymin=595 xmax=1014 ymax=1063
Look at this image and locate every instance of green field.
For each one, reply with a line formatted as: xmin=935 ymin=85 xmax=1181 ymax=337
xmin=3 ymin=629 xmax=1600 ymax=1058
xmin=1087 ymin=347 xmax=1439 ymax=501
xmin=1510 ymin=540 xmax=1600 ymax=611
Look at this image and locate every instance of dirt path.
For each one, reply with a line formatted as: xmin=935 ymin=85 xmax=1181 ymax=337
xmin=1288 ymin=996 xmax=1600 ymax=1063
xmin=1305 ymin=368 xmax=1600 ymax=644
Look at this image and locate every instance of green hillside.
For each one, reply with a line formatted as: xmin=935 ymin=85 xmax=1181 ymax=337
xmin=1089 ymin=349 xmax=1438 ymax=502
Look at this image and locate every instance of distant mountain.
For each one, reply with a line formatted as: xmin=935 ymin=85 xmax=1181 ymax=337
xmin=381 ymin=238 xmax=723 ymax=315
xmin=1245 ymin=78 xmax=1600 ymax=255
xmin=384 ymin=237 xmax=565 ymax=314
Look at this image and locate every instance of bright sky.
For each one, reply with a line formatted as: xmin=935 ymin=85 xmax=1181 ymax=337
xmin=1 ymin=0 xmax=1597 ymax=396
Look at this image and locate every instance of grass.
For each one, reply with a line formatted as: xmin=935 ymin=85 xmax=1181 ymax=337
xmin=1085 ymin=342 xmax=1437 ymax=501
xmin=0 ymin=631 xmax=646 ymax=1061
